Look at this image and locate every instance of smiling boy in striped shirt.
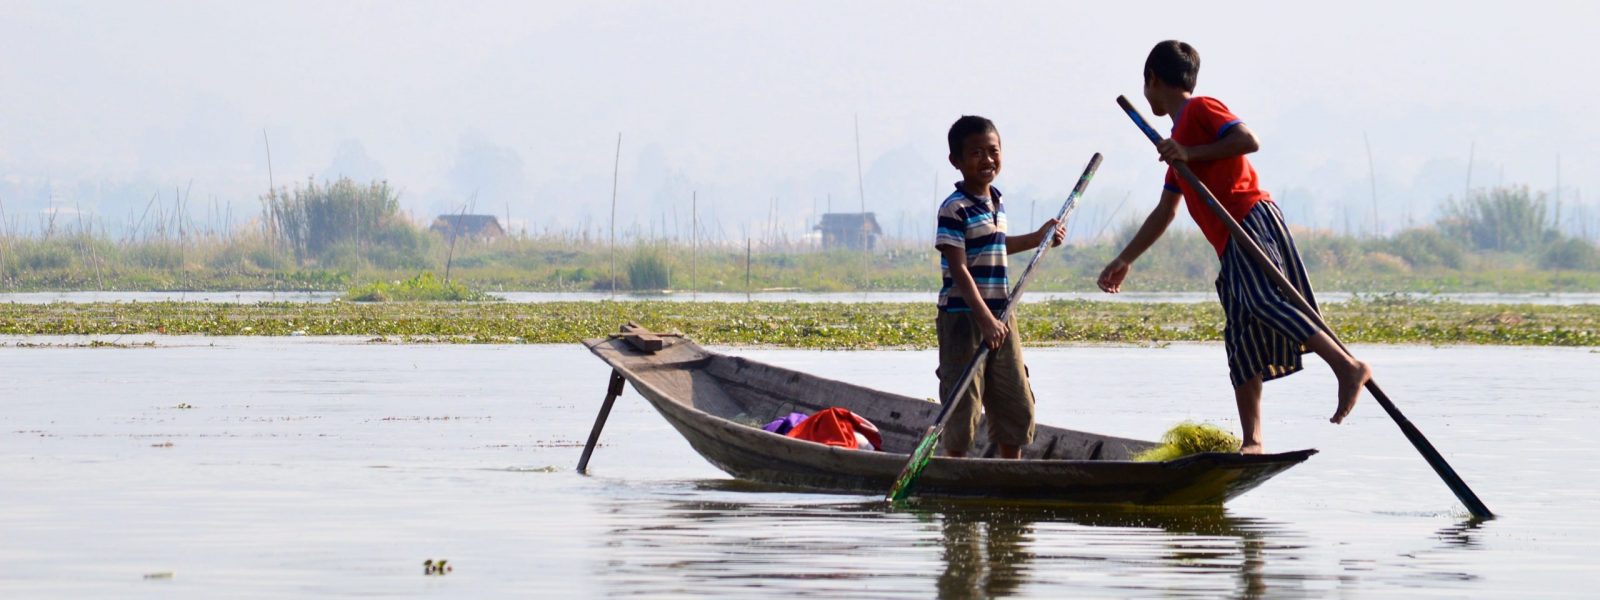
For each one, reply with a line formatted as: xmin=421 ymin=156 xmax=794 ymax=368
xmin=935 ymin=115 xmax=1065 ymax=459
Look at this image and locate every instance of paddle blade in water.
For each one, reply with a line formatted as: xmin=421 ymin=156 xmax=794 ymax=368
xmin=887 ymin=428 xmax=941 ymax=502
xmin=1133 ymin=421 xmax=1241 ymax=462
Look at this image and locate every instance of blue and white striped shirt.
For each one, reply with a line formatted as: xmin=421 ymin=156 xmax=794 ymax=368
xmin=935 ymin=184 xmax=1008 ymax=314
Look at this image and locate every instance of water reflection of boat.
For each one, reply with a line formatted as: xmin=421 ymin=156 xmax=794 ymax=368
xmin=916 ymin=502 xmax=1279 ymax=599
xmin=596 ymin=495 xmax=1300 ymax=599
xmin=583 ymin=329 xmax=1313 ymax=504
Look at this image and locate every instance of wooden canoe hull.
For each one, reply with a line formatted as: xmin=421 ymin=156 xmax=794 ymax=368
xmin=583 ymin=332 xmax=1313 ymax=505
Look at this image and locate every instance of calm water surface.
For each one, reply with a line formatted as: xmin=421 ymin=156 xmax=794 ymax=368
xmin=1 ymin=338 xmax=1595 ymax=598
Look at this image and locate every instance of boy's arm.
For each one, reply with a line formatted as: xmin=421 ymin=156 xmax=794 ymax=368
xmin=939 ymin=244 xmax=1008 ymax=349
xmin=1157 ymin=124 xmax=1261 ymax=163
xmin=1004 ymin=218 xmax=1065 ymax=254
xmin=1097 ymin=190 xmax=1182 ymax=293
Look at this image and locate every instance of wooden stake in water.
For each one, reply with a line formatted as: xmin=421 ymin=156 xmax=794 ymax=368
xmin=855 ymin=114 xmax=870 ymax=281
xmin=1555 ymin=153 xmax=1563 ymax=233
xmin=443 ymin=193 xmax=473 ymax=283
xmin=1365 ymin=132 xmax=1379 ymax=238
xmin=610 ymin=133 xmax=622 ymax=300
xmin=262 ymin=129 xmax=275 ymax=192
xmin=692 ymin=191 xmax=698 ymax=300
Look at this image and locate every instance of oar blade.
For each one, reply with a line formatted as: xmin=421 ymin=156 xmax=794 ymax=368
xmin=886 ymin=426 xmax=942 ymax=502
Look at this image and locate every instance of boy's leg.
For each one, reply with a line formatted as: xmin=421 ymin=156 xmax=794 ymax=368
xmin=1218 ymin=254 xmax=1272 ymax=451
xmin=982 ymin=314 xmax=1036 ymax=459
xmin=1224 ymin=201 xmax=1372 ymax=424
xmin=1245 ymin=201 xmax=1371 ymax=423
xmin=937 ymin=310 xmax=986 ymax=457
xmin=1234 ymin=374 xmax=1264 ymax=454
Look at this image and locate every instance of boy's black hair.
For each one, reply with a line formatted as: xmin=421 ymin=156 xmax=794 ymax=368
xmin=947 ymin=115 xmax=998 ymax=157
xmin=1144 ymin=40 xmax=1200 ymax=92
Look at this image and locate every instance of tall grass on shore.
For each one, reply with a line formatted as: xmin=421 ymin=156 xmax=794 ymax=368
xmin=626 ymin=245 xmax=672 ymax=291
xmin=261 ymin=177 xmax=434 ymax=270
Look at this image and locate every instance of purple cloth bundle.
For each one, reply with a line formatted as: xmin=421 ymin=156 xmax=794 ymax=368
xmin=762 ymin=412 xmax=808 ymax=435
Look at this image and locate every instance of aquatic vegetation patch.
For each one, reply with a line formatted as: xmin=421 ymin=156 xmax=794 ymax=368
xmin=0 ymin=299 xmax=1594 ymax=348
xmin=344 ymin=272 xmax=495 ymax=302
xmin=1133 ymin=422 xmax=1242 ymax=462
xmin=3 ymin=339 xmax=158 ymax=349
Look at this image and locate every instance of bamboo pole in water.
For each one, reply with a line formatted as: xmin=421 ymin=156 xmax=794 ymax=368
xmin=443 ymin=194 xmax=473 ymax=283
xmin=1365 ymin=132 xmax=1379 ymax=238
xmin=0 ymin=194 xmax=9 ymax=277
xmin=1555 ymin=153 xmax=1562 ymax=234
xmin=610 ymin=133 xmax=622 ymax=300
xmin=692 ymin=191 xmax=698 ymax=300
xmin=854 ymin=115 xmax=871 ymax=286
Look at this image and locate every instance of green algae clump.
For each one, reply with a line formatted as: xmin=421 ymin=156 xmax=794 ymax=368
xmin=1133 ymin=421 xmax=1242 ymax=462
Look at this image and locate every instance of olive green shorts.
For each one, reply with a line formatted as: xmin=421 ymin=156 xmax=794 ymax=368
xmin=936 ymin=310 xmax=1036 ymax=453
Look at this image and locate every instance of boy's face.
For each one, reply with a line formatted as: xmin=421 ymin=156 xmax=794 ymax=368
xmin=949 ymin=130 xmax=1002 ymax=189
xmin=1142 ymin=72 xmax=1167 ymax=116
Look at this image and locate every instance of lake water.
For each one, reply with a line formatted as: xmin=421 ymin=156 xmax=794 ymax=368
xmin=4 ymin=290 xmax=1600 ymax=305
xmin=1 ymin=338 xmax=1596 ymax=598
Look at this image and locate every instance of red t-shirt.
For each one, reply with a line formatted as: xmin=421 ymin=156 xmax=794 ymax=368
xmin=1163 ymin=96 xmax=1271 ymax=256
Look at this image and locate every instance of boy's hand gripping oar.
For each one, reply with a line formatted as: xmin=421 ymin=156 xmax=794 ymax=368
xmin=1115 ymin=96 xmax=1492 ymax=519
xmin=886 ymin=152 xmax=1103 ymax=503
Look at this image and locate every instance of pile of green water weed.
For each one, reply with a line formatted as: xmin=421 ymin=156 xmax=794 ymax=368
xmin=1133 ymin=422 xmax=1242 ymax=462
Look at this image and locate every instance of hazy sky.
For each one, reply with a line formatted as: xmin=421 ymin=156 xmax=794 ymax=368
xmin=2 ymin=0 xmax=1596 ymax=241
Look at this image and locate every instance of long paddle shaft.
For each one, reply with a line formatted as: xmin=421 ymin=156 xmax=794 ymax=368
xmin=1115 ymin=96 xmax=1492 ymax=519
xmin=887 ymin=152 xmax=1104 ymax=502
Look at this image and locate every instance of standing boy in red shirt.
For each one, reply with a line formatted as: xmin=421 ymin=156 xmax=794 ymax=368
xmin=1097 ymin=41 xmax=1372 ymax=454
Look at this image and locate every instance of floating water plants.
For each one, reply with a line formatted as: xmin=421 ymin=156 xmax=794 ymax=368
xmin=0 ymin=300 xmax=1594 ymax=347
xmin=344 ymin=272 xmax=494 ymax=302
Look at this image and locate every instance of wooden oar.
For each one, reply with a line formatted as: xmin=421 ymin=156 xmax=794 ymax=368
xmin=1115 ymin=96 xmax=1493 ymax=519
xmin=887 ymin=152 xmax=1103 ymax=502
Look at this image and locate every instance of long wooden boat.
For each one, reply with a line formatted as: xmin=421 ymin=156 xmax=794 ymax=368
xmin=582 ymin=328 xmax=1314 ymax=505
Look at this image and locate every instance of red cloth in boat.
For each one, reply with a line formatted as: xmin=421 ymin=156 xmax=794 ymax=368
xmin=785 ymin=407 xmax=882 ymax=450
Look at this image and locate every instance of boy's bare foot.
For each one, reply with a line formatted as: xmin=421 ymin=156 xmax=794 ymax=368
xmin=1331 ymin=360 xmax=1372 ymax=424
xmin=1240 ymin=443 xmax=1264 ymax=455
